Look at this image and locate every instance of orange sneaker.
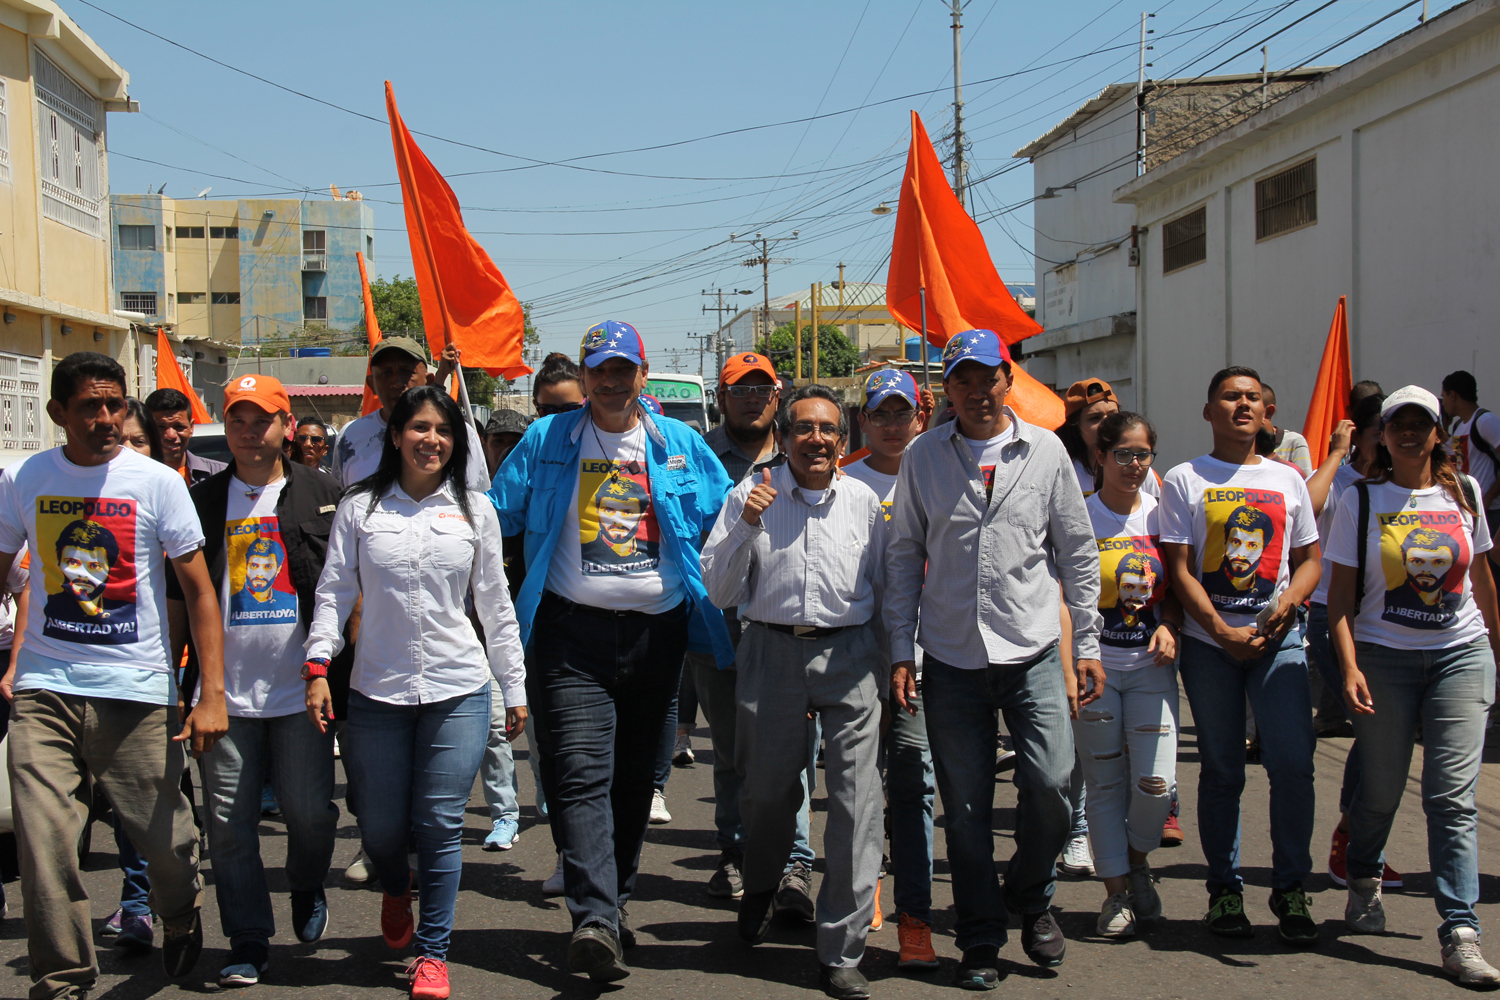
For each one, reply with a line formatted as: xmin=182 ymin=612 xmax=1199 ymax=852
xmin=407 ymin=956 xmax=449 ymax=999
xmin=383 ymin=875 xmax=415 ymax=950
xmin=897 ymin=913 xmax=939 ymax=970
xmin=871 ymin=878 xmax=883 ymax=932
xmin=1329 ymin=827 xmax=1349 ymax=886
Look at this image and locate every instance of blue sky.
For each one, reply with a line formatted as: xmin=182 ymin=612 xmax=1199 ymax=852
xmin=78 ymin=0 xmax=1432 ymax=366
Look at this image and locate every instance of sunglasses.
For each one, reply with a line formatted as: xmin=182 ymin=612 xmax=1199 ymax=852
xmin=536 ymin=402 xmax=583 ymax=417
xmin=726 ymin=385 xmax=776 ymax=399
xmin=1110 ymin=449 xmax=1156 ymax=467
xmin=298 ymin=434 xmax=326 ymax=444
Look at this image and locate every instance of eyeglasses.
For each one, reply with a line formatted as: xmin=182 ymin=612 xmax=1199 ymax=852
xmin=298 ymin=434 xmax=325 ymax=444
xmin=536 ymin=402 xmax=583 ymax=417
xmin=1110 ymin=449 xmax=1157 ymax=467
xmin=866 ymin=409 xmax=916 ymax=427
xmin=726 ymin=384 xmax=776 ymax=399
xmin=789 ymin=421 xmax=843 ymax=438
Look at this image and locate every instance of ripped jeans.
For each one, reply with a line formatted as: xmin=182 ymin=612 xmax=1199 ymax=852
xmin=1072 ymin=663 xmax=1180 ymax=880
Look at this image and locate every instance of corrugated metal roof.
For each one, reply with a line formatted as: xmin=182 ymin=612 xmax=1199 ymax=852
xmin=768 ymin=282 xmax=889 ymax=310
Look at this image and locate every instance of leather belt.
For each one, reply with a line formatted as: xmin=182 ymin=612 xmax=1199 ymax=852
xmin=748 ymin=619 xmax=852 ymax=640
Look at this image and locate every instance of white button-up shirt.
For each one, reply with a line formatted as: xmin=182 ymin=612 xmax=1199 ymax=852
xmin=306 ymin=481 xmax=526 ymax=707
xmin=701 ymin=464 xmax=887 ymax=634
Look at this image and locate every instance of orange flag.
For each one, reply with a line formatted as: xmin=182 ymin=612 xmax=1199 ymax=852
xmin=1301 ymin=295 xmax=1353 ymax=469
xmin=357 ymin=251 xmax=382 ymax=417
xmin=385 ymin=82 xmax=531 ymax=380
xmin=885 ymin=111 xmax=1062 ymax=429
xmin=154 ymin=328 xmax=210 ymax=423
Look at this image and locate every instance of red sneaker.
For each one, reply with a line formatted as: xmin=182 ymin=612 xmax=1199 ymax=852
xmin=383 ymin=876 xmax=415 ymax=950
xmin=407 ymin=956 xmax=450 ymax=1000
xmin=1329 ymin=827 xmax=1349 ymax=886
xmin=1381 ymin=862 xmax=1404 ymax=889
xmin=1161 ymin=814 xmax=1184 ymax=847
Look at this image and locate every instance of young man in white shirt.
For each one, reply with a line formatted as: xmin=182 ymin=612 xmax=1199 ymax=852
xmin=167 ymin=375 xmax=345 ymax=987
xmin=1159 ymin=366 xmax=1322 ymax=946
xmin=1442 ymin=370 xmax=1500 ymax=570
xmin=0 ymin=352 xmax=227 ymax=999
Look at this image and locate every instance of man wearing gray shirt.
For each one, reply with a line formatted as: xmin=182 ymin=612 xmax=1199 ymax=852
xmin=885 ymin=329 xmax=1103 ymax=990
xmin=703 ymin=385 xmax=887 ymax=1000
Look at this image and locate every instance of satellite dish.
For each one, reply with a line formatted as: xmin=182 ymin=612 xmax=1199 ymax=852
xmin=196 ymin=187 xmax=212 ymax=199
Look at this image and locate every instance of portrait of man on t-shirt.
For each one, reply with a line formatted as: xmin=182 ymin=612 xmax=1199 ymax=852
xmin=1384 ymin=524 xmax=1463 ymax=625
xmin=44 ymin=517 xmax=137 ymax=641
xmin=228 ymin=534 xmax=297 ymax=624
xmin=1202 ymin=502 xmax=1278 ymax=610
xmin=580 ymin=465 xmax=659 ymax=574
xmin=1114 ymin=551 xmax=1161 ymax=631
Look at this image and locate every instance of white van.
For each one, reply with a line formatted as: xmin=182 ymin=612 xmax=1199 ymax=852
xmin=644 ymin=375 xmax=715 ymax=433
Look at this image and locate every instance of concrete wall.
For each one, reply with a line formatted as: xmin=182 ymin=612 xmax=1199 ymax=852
xmin=301 ymin=200 xmax=375 ymax=331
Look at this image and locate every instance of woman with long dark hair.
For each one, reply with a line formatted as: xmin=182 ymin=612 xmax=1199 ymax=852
xmin=121 ymin=397 xmax=165 ymax=461
xmin=533 ymin=352 xmax=584 ymax=416
xmin=304 ymin=386 xmax=526 ymax=1000
xmin=1327 ymin=385 xmax=1500 ymax=986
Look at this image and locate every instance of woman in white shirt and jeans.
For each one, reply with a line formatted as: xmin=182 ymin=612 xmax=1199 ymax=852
xmin=1327 ymin=385 xmax=1500 ymax=987
xmin=304 ymin=386 xmax=527 ymax=1000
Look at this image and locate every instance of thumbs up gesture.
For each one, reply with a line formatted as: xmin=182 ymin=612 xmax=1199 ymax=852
xmin=742 ymin=467 xmax=778 ymax=526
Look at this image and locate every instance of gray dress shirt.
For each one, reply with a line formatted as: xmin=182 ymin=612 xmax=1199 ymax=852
xmin=703 ymin=424 xmax=784 ymax=485
xmin=884 ymin=409 xmax=1102 ymax=669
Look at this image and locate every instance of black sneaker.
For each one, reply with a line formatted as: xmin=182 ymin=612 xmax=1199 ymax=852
xmin=775 ymin=861 xmax=815 ymax=922
xmin=1204 ymin=889 xmax=1254 ymax=937
xmin=617 ymin=907 xmax=636 ymax=950
xmin=1269 ymin=885 xmax=1320 ymax=947
xmin=954 ymin=945 xmax=1003 ymax=991
xmin=162 ymin=908 xmax=204 ymax=979
xmin=568 ymin=924 xmax=629 ymax=982
xmin=707 ymin=851 xmax=744 ymax=899
xmin=739 ymin=889 xmax=775 ymax=945
xmin=1020 ymin=909 xmax=1066 ymax=967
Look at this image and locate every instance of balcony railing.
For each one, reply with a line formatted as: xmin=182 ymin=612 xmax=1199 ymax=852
xmin=301 ymin=251 xmax=327 ymax=272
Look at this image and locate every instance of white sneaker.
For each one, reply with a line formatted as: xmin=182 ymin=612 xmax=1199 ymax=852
xmin=543 ymin=853 xmax=566 ymax=897
xmin=1443 ymin=927 xmax=1500 ymax=986
xmin=1058 ymin=834 xmax=1094 ymax=876
xmin=672 ymin=733 xmax=695 ymax=767
xmin=344 ymin=848 xmax=372 ymax=884
xmin=1097 ymin=891 xmax=1136 ymax=937
xmin=1127 ymin=862 xmax=1161 ymax=922
xmin=649 ymin=789 xmax=672 ymax=825
xmin=333 ymin=735 xmax=341 ymax=759
xmin=1345 ymin=876 xmax=1385 ymax=934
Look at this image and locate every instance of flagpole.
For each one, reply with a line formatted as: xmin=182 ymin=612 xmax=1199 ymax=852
xmin=919 ymin=287 xmax=929 ymax=388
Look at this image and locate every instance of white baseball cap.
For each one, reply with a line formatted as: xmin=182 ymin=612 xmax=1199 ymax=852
xmin=1380 ymin=385 xmax=1442 ymax=425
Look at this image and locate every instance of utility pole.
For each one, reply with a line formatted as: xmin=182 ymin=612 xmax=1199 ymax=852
xmin=687 ymin=332 xmax=716 ymax=379
xmin=731 ymin=232 xmax=797 ymax=346
xmin=701 ymin=288 xmax=753 ymax=383
xmin=950 ymin=0 xmax=967 ymax=208
xmin=1136 ymin=12 xmax=1155 ymax=177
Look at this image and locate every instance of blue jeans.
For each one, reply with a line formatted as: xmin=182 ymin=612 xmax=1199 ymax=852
xmin=924 ymin=647 xmax=1074 ymax=951
xmin=527 ymin=593 xmax=690 ymax=932
xmin=111 ymin=812 xmax=151 ymax=918
xmin=654 ymin=686 xmax=681 ymax=793
xmin=886 ymin=684 xmax=935 ymax=924
xmin=200 ymin=711 xmax=339 ymax=948
xmin=1179 ymin=630 xmax=1315 ymax=894
xmin=482 ymin=677 xmax=519 ymax=825
xmin=1307 ymin=603 xmax=1361 ymax=812
xmin=1346 ymin=637 xmax=1495 ymax=944
xmin=345 ymin=686 xmax=490 ymax=961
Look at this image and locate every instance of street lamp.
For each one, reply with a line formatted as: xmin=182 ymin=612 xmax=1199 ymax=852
xmin=871 ymin=202 xmax=892 ymax=215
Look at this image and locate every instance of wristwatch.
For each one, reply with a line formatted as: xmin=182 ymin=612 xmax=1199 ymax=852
xmin=301 ymin=658 xmax=330 ymax=681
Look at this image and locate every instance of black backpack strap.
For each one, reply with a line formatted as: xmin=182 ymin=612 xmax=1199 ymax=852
xmin=1469 ymin=409 xmax=1500 ymax=471
xmin=1458 ymin=474 xmax=1478 ymax=515
xmin=1353 ymin=482 xmax=1370 ymax=617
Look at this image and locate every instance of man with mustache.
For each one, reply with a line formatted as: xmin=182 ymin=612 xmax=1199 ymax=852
xmin=1215 ymin=505 xmax=1275 ymax=600
xmin=1386 ymin=526 xmax=1461 ymax=621
xmin=44 ymin=520 xmax=133 ymax=629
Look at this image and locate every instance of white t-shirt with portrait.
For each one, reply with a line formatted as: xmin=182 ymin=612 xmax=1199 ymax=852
xmin=1088 ymin=492 xmax=1169 ymax=671
xmin=1159 ymin=455 xmax=1319 ymax=647
xmin=844 ymin=455 xmax=925 ymax=674
xmin=1325 ymin=477 xmax=1491 ymax=649
xmin=545 ymin=420 xmax=684 ymax=614
xmin=1453 ymin=410 xmax=1500 ymax=498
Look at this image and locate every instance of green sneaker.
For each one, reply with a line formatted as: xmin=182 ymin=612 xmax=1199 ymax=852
xmin=1204 ymin=889 xmax=1254 ymax=938
xmin=1269 ymin=885 xmax=1321 ymax=947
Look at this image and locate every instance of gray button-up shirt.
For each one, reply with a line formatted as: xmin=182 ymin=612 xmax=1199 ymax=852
xmin=884 ymin=408 xmax=1102 ymax=669
xmin=703 ymin=424 xmax=783 ymax=486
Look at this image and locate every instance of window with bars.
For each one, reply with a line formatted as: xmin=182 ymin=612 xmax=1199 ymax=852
xmin=176 ymin=226 xmax=204 ymax=239
xmin=34 ymin=51 xmax=102 ymax=237
xmin=118 ymin=224 xmax=155 ymax=250
xmin=1256 ymin=159 xmax=1317 ymax=240
xmin=211 ymin=292 xmax=241 ymax=305
xmin=0 ymin=80 xmax=11 ymax=185
xmin=121 ymin=292 xmax=157 ymax=315
xmin=304 ymin=296 xmax=328 ymax=320
xmin=209 ymin=226 xmax=239 ymax=239
xmin=1162 ymin=207 xmax=1207 ymax=274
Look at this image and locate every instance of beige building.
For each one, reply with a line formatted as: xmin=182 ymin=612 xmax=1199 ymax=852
xmin=0 ymin=0 xmax=135 ymax=466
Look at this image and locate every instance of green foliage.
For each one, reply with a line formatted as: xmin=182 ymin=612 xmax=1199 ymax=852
xmin=357 ymin=274 xmax=424 ymax=335
xmin=756 ymin=323 xmax=858 ymax=379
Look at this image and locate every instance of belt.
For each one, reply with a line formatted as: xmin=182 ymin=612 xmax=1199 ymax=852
xmin=541 ymin=590 xmax=653 ymax=619
xmin=748 ymin=619 xmax=853 ymax=640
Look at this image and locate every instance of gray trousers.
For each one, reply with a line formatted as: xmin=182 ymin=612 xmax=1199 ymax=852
xmin=736 ymin=621 xmax=883 ymax=968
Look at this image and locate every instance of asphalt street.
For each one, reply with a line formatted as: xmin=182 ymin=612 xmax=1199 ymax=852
xmin=3 ymin=691 xmax=1499 ymax=1000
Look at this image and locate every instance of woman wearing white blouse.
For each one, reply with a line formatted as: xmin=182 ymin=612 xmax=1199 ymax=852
xmin=303 ymin=386 xmax=526 ymax=1000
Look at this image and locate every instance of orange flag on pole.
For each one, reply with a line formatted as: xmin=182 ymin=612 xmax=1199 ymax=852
xmin=1301 ymin=295 xmax=1353 ymax=469
xmin=154 ymin=327 xmax=210 ymax=423
xmin=385 ymin=82 xmax=531 ymax=380
xmin=885 ymin=111 xmax=1062 ymax=429
xmin=356 ymin=251 xmax=382 ymax=417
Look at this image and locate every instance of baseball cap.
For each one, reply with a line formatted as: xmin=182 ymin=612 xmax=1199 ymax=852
xmin=720 ymin=352 xmax=778 ymax=385
xmin=223 ymin=373 xmax=291 ymax=416
xmin=862 ymin=369 xmax=920 ymax=411
xmin=1064 ymin=378 xmax=1117 ymax=417
xmin=638 ymin=394 xmax=664 ymax=415
xmin=940 ymin=329 xmax=1011 ymax=380
xmin=484 ymin=409 xmax=530 ymax=437
xmin=579 ymin=320 xmax=645 ymax=368
xmin=1380 ymin=385 xmax=1442 ymax=425
xmin=369 ymin=336 xmax=427 ymax=366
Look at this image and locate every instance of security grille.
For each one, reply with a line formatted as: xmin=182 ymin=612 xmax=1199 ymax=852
xmin=0 ymin=351 xmax=44 ymax=453
xmin=122 ymin=292 xmax=158 ymax=315
xmin=1255 ymin=159 xmax=1317 ymax=240
xmin=34 ymin=51 xmax=101 ymax=237
xmin=1162 ymin=207 xmax=1206 ymax=274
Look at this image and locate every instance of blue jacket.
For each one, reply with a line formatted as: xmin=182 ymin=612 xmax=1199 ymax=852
xmin=489 ymin=404 xmax=736 ymax=667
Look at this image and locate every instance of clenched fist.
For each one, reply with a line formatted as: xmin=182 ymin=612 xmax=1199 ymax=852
xmin=742 ymin=467 xmax=778 ymax=526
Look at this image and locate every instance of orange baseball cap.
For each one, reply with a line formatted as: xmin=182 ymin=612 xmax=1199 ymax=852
xmin=1064 ymin=377 xmax=1117 ymax=417
xmin=720 ymin=351 xmax=778 ymax=385
xmin=224 ymin=373 xmax=292 ymax=416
